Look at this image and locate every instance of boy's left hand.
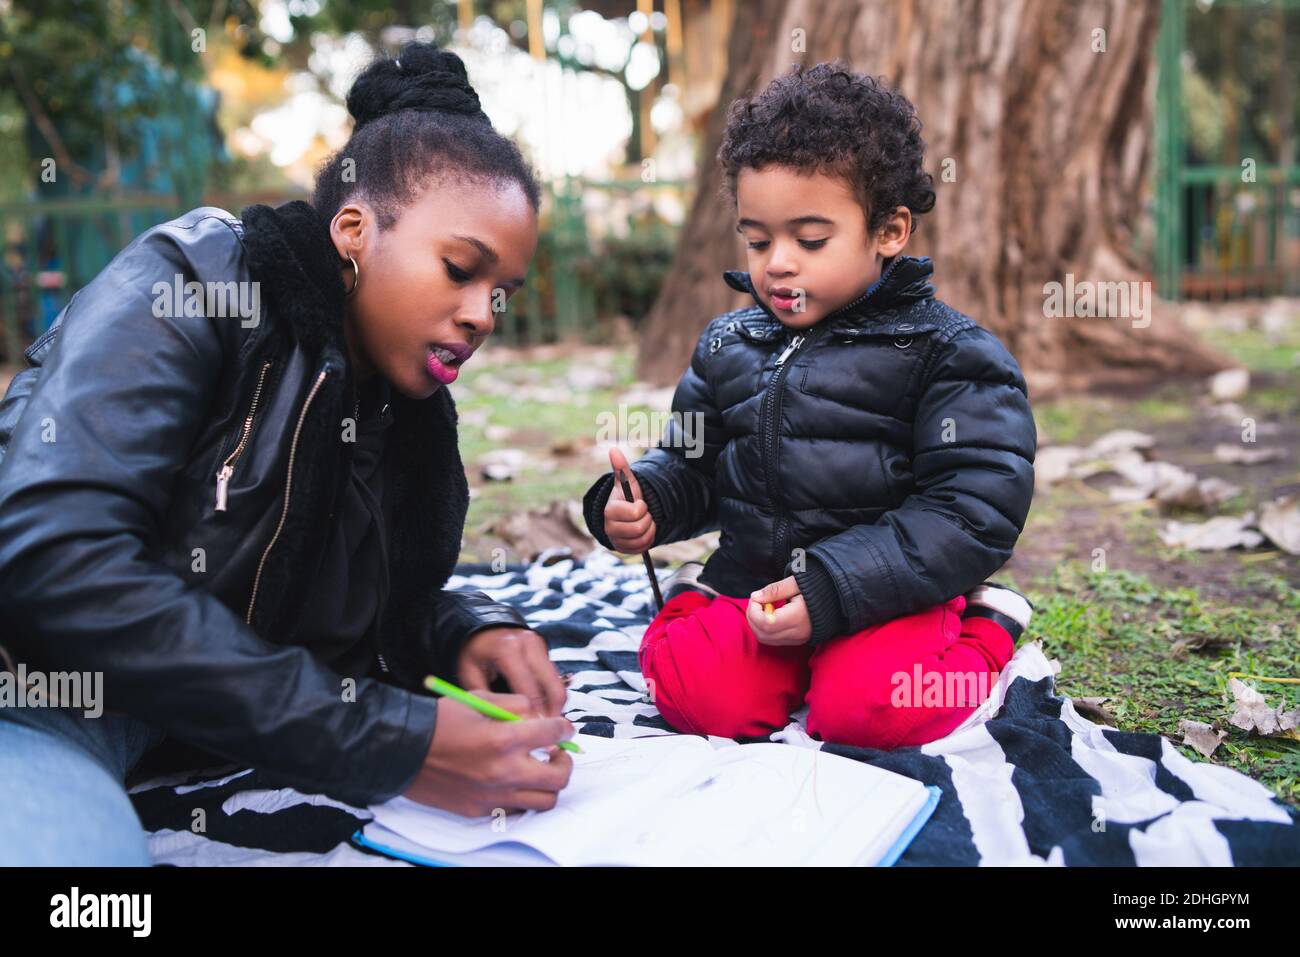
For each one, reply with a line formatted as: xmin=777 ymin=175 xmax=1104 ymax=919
xmin=747 ymin=576 xmax=812 ymax=646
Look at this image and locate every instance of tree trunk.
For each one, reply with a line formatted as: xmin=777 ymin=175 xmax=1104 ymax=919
xmin=636 ymin=0 xmax=1233 ymax=396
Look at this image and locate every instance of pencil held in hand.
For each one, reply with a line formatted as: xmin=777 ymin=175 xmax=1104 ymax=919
xmin=424 ymin=676 xmax=582 ymax=753
xmin=603 ymin=448 xmax=663 ymax=612
xmin=603 ymin=448 xmax=656 ymax=553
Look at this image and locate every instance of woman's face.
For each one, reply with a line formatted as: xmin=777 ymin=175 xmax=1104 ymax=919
xmin=331 ymin=177 xmax=539 ymax=399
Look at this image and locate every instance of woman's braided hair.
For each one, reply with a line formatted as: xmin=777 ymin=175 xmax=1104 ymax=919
xmin=313 ymin=41 xmax=540 ymax=228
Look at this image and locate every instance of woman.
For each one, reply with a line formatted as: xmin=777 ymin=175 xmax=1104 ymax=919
xmin=0 ymin=43 xmax=574 ymax=865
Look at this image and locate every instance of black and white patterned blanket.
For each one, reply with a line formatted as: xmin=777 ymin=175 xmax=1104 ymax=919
xmin=128 ymin=552 xmax=1300 ymax=866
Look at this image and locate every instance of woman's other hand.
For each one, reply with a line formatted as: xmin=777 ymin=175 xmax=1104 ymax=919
xmin=457 ymin=626 xmax=567 ymax=717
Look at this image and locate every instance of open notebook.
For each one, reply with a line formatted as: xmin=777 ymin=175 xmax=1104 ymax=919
xmin=352 ymin=733 xmax=940 ymax=866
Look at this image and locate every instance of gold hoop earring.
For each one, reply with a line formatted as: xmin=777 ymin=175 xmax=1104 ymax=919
xmin=344 ymin=255 xmax=360 ymax=298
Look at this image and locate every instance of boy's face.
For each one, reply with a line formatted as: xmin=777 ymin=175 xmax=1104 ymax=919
xmin=735 ymin=164 xmax=910 ymax=329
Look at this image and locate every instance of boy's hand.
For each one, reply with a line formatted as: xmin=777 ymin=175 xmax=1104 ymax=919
xmin=603 ymin=448 xmax=657 ymax=554
xmin=747 ymin=576 xmax=812 ymax=645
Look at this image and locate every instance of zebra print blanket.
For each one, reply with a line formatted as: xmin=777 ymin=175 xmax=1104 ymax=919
xmin=127 ymin=551 xmax=1300 ymax=866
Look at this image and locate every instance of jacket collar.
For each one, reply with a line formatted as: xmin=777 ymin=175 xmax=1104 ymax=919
xmin=239 ymin=200 xmax=351 ymax=362
xmin=722 ymin=254 xmax=936 ymax=329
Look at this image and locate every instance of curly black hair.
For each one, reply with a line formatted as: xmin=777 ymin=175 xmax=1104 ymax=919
xmin=717 ymin=62 xmax=935 ymax=234
xmin=313 ymin=42 xmax=541 ymax=228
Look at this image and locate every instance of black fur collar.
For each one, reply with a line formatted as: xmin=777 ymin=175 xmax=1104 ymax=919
xmin=240 ymin=200 xmax=350 ymax=356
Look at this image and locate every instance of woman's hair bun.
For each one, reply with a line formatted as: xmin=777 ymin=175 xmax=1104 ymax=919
xmin=346 ymin=41 xmax=487 ymax=131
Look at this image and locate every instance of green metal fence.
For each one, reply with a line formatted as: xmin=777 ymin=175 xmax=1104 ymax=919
xmin=1155 ymin=0 xmax=1299 ymax=299
xmin=0 ymin=177 xmax=686 ymax=362
xmin=0 ymin=195 xmax=192 ymax=364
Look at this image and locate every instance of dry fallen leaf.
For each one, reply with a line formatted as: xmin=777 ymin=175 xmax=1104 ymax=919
xmin=650 ymin=532 xmax=721 ymax=566
xmin=1035 ymin=447 xmax=1085 ymax=485
xmin=1179 ymin=719 xmax=1227 ymax=758
xmin=489 ymin=500 xmax=596 ymax=561
xmin=1034 ymin=431 xmax=1154 ymax=488
xmin=1088 ymin=430 xmax=1157 ymax=457
xmin=1227 ymin=678 xmax=1300 ymax=738
xmin=1072 ymin=696 xmax=1118 ymax=727
xmin=1171 ymin=630 xmax=1234 ymax=655
xmin=477 ymin=447 xmax=538 ymax=482
xmin=1229 ymin=678 xmax=1278 ymax=734
xmin=1159 ymin=514 xmax=1265 ymax=551
xmin=1258 ymin=496 xmax=1300 ymax=555
xmin=1108 ymin=458 xmax=1241 ymax=510
xmin=1209 ymin=368 xmax=1250 ymax=401
xmin=1213 ymin=443 xmax=1287 ymax=465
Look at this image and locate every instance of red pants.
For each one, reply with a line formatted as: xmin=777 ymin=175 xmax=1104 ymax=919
xmin=639 ymin=591 xmax=1015 ymax=750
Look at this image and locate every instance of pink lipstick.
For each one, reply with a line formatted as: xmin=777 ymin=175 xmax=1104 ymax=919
xmin=426 ymin=342 xmax=472 ymax=385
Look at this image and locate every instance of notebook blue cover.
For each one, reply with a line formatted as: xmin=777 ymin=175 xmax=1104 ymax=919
xmin=875 ymin=784 xmax=941 ymax=867
xmin=352 ymin=828 xmax=455 ymax=867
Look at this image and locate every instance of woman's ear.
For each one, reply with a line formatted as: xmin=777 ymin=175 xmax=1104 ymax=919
xmin=876 ymin=206 xmax=913 ymax=258
xmin=329 ymin=202 xmax=371 ymax=262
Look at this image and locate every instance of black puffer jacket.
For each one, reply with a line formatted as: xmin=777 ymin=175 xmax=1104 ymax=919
xmin=0 ymin=202 xmax=528 ymax=806
xmin=584 ymin=255 xmax=1037 ymax=644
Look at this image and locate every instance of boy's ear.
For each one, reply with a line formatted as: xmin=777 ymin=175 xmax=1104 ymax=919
xmin=876 ymin=206 xmax=912 ymax=258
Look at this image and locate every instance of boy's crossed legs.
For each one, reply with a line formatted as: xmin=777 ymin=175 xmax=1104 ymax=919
xmin=639 ymin=590 xmax=1015 ymax=749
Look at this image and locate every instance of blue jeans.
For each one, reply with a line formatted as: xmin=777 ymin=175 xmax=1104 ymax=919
xmin=0 ymin=705 xmax=167 ymax=865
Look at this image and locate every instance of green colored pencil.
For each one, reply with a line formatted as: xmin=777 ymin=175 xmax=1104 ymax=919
xmin=423 ymin=675 xmax=582 ymax=753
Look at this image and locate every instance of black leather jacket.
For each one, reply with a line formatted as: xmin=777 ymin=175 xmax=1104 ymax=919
xmin=0 ymin=203 xmax=528 ymax=806
xmin=584 ymin=256 xmax=1037 ymax=644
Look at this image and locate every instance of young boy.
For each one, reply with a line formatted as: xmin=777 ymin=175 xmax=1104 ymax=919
xmin=583 ymin=63 xmax=1037 ymax=750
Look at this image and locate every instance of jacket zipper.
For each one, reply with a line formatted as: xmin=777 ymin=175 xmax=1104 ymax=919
xmin=759 ymin=330 xmax=817 ymax=574
xmin=245 ymin=365 xmax=331 ymax=625
xmin=754 ymin=258 xmax=902 ymax=574
xmin=215 ymin=360 xmax=273 ymax=512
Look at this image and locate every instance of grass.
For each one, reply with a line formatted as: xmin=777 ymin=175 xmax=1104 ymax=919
xmin=1020 ymin=563 xmax=1300 ymax=805
xmin=1033 ymin=381 xmax=1206 ymax=446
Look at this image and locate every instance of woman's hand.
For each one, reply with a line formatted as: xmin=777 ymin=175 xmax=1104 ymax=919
xmin=603 ymin=447 xmax=656 ymax=553
xmin=458 ymin=626 xmax=567 ymax=717
xmin=746 ymin=576 xmax=812 ymax=646
xmin=402 ymin=692 xmax=575 ymax=816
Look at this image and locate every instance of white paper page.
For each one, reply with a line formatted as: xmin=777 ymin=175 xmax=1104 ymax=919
xmin=369 ymin=734 xmax=718 ymax=865
xmin=589 ymin=743 xmax=930 ymax=866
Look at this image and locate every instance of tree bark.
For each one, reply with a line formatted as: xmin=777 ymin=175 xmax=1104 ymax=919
xmin=636 ymin=0 xmax=1233 ymax=396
